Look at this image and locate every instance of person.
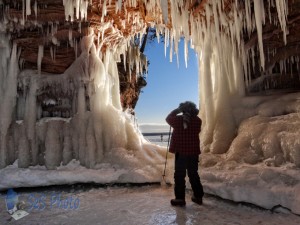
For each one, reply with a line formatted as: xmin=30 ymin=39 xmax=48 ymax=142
xmin=165 ymin=101 xmax=204 ymax=206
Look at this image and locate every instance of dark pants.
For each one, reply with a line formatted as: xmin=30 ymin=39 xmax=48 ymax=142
xmin=174 ymin=153 xmax=204 ymax=200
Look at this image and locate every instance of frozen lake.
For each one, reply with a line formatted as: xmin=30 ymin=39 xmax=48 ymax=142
xmin=143 ymin=133 xmax=170 ymax=147
xmin=1 ymin=184 xmax=300 ymax=225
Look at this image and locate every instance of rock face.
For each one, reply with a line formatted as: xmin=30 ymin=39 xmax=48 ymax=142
xmin=119 ymin=65 xmax=147 ymax=110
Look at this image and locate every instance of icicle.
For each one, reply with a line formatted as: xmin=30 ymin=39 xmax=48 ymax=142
xmin=254 ymin=0 xmax=265 ymax=70
xmin=63 ymin=0 xmax=74 ymax=21
xmin=160 ymin=0 xmax=168 ymax=24
xmin=245 ymin=0 xmax=252 ymax=37
xmin=101 ymin=0 xmax=107 ymax=22
xmin=69 ymin=28 xmax=73 ymax=47
xmin=169 ymin=34 xmax=173 ymax=63
xmin=78 ymin=22 xmax=82 ymax=33
xmin=26 ymin=0 xmax=31 ymax=16
xmin=296 ymin=56 xmax=299 ymax=74
xmin=34 ymin=0 xmax=37 ymax=18
xmin=116 ymin=0 xmax=122 ymax=12
xmin=275 ymin=0 xmax=288 ymax=44
xmin=75 ymin=0 xmax=80 ymax=19
xmin=21 ymin=0 xmax=25 ymax=25
xmin=261 ymin=0 xmax=266 ymax=25
xmin=75 ymin=39 xmax=78 ymax=58
xmin=164 ymin=28 xmax=169 ymax=58
xmin=37 ymin=45 xmax=44 ymax=75
xmin=80 ymin=0 xmax=88 ymax=20
xmin=50 ymin=46 xmax=54 ymax=61
xmin=184 ymin=38 xmax=188 ymax=68
xmin=280 ymin=59 xmax=284 ymax=74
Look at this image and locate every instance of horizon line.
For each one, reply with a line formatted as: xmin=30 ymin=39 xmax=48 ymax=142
xmin=138 ymin=123 xmax=168 ymax=126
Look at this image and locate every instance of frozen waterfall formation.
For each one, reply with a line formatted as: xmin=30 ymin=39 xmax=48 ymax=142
xmin=0 ymin=31 xmax=147 ymax=169
xmin=1 ymin=0 xmax=300 ymax=169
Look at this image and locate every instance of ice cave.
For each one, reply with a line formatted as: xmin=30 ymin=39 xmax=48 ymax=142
xmin=1 ymin=0 xmax=300 ymax=217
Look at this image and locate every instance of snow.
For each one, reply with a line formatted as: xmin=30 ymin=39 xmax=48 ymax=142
xmin=0 ymin=161 xmax=300 ymax=225
xmin=0 ymin=143 xmax=168 ymax=188
xmin=1 ymin=178 xmax=300 ymax=224
xmin=1 ymin=111 xmax=300 ymax=215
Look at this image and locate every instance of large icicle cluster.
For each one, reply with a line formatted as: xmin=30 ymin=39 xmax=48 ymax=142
xmin=63 ymin=0 xmax=89 ymax=21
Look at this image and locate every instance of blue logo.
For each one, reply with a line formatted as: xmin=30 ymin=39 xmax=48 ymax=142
xmin=4 ymin=188 xmax=80 ymax=213
xmin=27 ymin=192 xmax=80 ymax=211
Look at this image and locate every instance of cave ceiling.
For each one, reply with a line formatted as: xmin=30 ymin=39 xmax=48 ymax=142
xmin=1 ymin=0 xmax=300 ymax=79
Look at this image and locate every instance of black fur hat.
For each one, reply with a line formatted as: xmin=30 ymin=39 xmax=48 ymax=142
xmin=179 ymin=101 xmax=199 ymax=116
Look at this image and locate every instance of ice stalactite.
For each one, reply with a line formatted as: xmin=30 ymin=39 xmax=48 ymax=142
xmin=63 ymin=0 xmax=89 ymax=22
xmin=37 ymin=45 xmax=44 ymax=75
xmin=101 ymin=0 xmax=108 ymax=23
xmin=26 ymin=0 xmax=31 ymax=17
xmin=33 ymin=0 xmax=37 ymax=19
xmin=160 ymin=0 xmax=168 ymax=24
xmin=198 ymin=27 xmax=242 ymax=154
xmin=275 ymin=0 xmax=288 ymax=44
xmin=199 ymin=31 xmax=215 ymax=152
xmin=116 ymin=0 xmax=122 ymax=13
xmin=254 ymin=0 xmax=265 ymax=70
xmin=21 ymin=0 xmax=25 ymax=26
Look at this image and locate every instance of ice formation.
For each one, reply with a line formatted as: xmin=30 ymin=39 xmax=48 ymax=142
xmin=0 ymin=27 xmax=150 ymax=170
xmin=0 ymin=38 xmax=19 ymax=169
xmin=0 ymin=0 xmax=298 ymax=172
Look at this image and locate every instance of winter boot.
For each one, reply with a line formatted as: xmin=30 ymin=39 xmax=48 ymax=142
xmin=170 ymin=199 xmax=186 ymax=206
xmin=191 ymin=195 xmax=202 ymax=205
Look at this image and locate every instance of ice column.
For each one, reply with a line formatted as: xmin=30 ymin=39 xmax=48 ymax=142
xmin=24 ymin=77 xmax=38 ymax=165
xmin=0 ymin=41 xmax=18 ymax=168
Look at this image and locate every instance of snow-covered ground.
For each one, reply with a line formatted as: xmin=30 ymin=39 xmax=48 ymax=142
xmin=1 ymin=185 xmax=300 ymax=225
xmin=1 ymin=144 xmax=300 ymax=217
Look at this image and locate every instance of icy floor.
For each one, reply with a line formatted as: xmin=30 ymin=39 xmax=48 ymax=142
xmin=1 ymin=185 xmax=300 ymax=225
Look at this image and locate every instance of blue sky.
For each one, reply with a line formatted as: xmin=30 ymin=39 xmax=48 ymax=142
xmin=134 ymin=40 xmax=199 ymax=125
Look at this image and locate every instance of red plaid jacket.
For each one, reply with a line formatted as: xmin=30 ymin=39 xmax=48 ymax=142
xmin=166 ymin=109 xmax=201 ymax=155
